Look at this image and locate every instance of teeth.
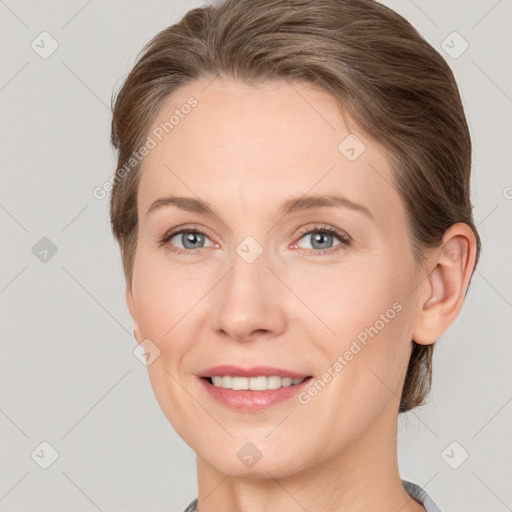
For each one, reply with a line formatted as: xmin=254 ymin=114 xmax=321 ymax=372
xmin=209 ymin=375 xmax=306 ymax=390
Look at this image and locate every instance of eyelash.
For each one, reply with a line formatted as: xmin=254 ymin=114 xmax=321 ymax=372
xmin=294 ymin=224 xmax=351 ymax=256
xmin=158 ymin=226 xmax=212 ymax=256
xmin=158 ymin=223 xmax=351 ymax=257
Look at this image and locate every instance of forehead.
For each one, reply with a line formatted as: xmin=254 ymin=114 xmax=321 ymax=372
xmin=137 ymin=76 xmax=403 ymax=227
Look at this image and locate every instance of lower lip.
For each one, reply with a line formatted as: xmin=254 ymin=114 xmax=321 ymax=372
xmin=198 ymin=377 xmax=313 ymax=411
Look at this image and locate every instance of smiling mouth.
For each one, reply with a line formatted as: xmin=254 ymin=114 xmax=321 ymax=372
xmin=202 ymin=375 xmax=313 ymax=391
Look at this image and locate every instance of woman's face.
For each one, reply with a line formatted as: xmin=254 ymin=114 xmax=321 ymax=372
xmin=127 ymin=76 xmax=424 ymax=477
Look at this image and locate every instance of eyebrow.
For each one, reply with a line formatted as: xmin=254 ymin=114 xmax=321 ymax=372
xmin=146 ymin=193 xmax=373 ymax=219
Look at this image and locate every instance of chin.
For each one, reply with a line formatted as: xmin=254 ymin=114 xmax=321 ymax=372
xmin=200 ymin=445 xmax=305 ymax=479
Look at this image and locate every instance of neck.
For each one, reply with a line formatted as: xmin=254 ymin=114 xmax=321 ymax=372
xmin=193 ymin=402 xmax=424 ymax=512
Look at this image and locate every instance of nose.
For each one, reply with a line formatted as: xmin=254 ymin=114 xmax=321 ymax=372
xmin=210 ymin=244 xmax=287 ymax=342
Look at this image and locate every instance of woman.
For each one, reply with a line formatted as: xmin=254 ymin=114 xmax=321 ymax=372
xmin=109 ymin=0 xmax=480 ymax=510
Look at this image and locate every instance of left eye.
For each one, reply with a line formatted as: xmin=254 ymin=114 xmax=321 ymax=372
xmin=296 ymin=229 xmax=345 ymax=251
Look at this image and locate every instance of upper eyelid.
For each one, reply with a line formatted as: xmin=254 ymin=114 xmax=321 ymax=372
xmin=163 ymin=223 xmax=346 ymax=237
xmin=297 ymin=223 xmax=349 ymax=237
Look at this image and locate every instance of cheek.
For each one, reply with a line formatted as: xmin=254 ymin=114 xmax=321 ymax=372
xmin=300 ymin=253 xmax=415 ymax=393
xmin=288 ymin=253 xmax=405 ymax=339
xmin=131 ymin=254 xmax=203 ymax=443
xmin=132 ymin=248 xmax=203 ymax=335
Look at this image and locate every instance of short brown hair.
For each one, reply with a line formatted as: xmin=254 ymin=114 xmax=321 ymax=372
xmin=109 ymin=0 xmax=481 ymax=412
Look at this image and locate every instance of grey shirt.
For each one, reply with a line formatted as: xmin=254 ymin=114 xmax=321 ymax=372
xmin=182 ymin=479 xmax=441 ymax=512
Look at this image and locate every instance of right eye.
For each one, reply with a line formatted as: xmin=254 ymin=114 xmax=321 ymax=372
xmin=159 ymin=227 xmax=217 ymax=255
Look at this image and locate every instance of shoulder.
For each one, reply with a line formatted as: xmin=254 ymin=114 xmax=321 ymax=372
xmin=402 ymin=479 xmax=442 ymax=512
xmin=181 ymin=498 xmax=198 ymax=512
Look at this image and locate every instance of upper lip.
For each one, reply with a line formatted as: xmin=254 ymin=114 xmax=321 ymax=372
xmin=198 ymin=365 xmax=311 ymax=379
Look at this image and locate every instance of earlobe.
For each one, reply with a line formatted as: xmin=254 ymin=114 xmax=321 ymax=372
xmin=413 ymin=224 xmax=476 ymax=345
xmin=126 ymin=284 xmax=142 ymax=344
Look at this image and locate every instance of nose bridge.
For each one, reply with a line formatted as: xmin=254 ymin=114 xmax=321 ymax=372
xmin=211 ymin=235 xmax=285 ymax=340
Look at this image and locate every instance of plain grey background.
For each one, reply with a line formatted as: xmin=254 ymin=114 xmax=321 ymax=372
xmin=1 ymin=1 xmax=511 ymax=511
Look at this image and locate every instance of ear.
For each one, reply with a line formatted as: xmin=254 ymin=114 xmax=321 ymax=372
xmin=126 ymin=284 xmax=142 ymax=344
xmin=412 ymin=223 xmax=477 ymax=345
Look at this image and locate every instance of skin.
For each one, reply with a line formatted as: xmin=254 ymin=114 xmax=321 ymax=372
xmin=125 ymin=76 xmax=477 ymax=512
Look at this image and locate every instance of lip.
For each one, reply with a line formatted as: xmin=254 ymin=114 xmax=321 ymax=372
xmin=198 ymin=376 xmax=313 ymax=411
xmin=196 ymin=366 xmax=314 ymax=411
xmin=197 ymin=365 xmax=311 ymax=379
